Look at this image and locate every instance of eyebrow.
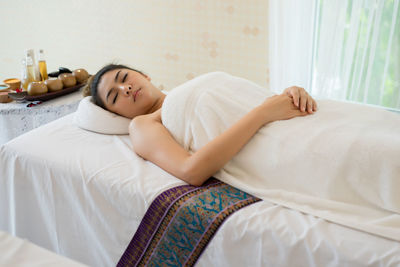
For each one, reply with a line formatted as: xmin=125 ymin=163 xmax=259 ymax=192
xmin=122 ymin=72 xmax=128 ymax=82
xmin=114 ymin=70 xmax=121 ymax=82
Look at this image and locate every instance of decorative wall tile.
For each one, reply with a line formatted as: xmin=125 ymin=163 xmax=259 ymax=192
xmin=0 ymin=0 xmax=270 ymax=92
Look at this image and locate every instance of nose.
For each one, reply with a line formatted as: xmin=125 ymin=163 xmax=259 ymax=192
xmin=119 ymin=84 xmax=132 ymax=95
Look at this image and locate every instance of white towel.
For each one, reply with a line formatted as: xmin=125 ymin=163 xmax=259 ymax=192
xmin=162 ymin=71 xmax=400 ymax=241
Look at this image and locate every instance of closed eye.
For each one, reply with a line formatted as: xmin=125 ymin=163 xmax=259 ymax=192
xmin=109 ymin=72 xmax=127 ymax=104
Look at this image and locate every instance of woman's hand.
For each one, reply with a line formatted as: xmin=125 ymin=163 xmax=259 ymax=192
xmin=283 ymin=86 xmax=317 ymax=113
xmin=259 ymin=94 xmax=310 ymax=124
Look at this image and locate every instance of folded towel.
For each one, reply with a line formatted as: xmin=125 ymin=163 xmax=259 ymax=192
xmin=74 ymin=96 xmax=131 ymax=135
xmin=161 ymin=71 xmax=400 ymax=241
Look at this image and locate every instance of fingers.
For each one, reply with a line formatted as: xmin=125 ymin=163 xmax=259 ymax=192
xmin=292 ymin=107 xmax=308 ymax=118
xmin=306 ymin=98 xmax=313 ymax=113
xmin=296 ymin=95 xmax=317 ymax=114
xmin=299 ymin=92 xmax=308 ymax=112
xmin=288 ymin=87 xmax=300 ymax=108
xmin=296 ymin=88 xmax=317 ymax=113
xmin=283 ymin=86 xmax=318 ymax=114
xmin=313 ymin=99 xmax=318 ymax=111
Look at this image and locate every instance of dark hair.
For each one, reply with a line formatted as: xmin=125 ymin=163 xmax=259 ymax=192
xmin=82 ymin=64 xmax=144 ymax=109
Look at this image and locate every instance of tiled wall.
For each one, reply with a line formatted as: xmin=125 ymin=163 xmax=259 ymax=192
xmin=1 ymin=0 xmax=269 ymax=91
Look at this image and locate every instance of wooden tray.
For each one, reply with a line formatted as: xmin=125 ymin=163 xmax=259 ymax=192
xmin=8 ymin=83 xmax=85 ymax=102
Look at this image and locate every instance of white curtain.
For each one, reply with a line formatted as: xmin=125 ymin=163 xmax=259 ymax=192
xmin=268 ymin=0 xmax=315 ymax=93
xmin=269 ymin=0 xmax=400 ymax=110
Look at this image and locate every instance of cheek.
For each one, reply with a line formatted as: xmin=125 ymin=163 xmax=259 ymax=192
xmin=118 ymin=98 xmax=132 ymax=111
xmin=120 ymin=99 xmax=139 ymax=118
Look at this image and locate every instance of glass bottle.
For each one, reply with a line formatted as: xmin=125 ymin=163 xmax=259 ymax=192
xmin=21 ymin=50 xmax=37 ymax=91
xmin=26 ymin=49 xmax=40 ymax=81
xmin=20 ymin=58 xmax=27 ymax=92
xmin=38 ymin=49 xmax=48 ymax=81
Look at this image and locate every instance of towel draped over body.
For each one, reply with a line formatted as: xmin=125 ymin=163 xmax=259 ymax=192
xmin=161 ymin=72 xmax=400 ymax=241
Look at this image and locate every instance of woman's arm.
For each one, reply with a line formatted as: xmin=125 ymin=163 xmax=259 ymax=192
xmin=130 ymin=92 xmax=312 ymax=186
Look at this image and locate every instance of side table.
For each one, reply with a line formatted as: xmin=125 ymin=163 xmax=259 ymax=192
xmin=0 ymin=90 xmax=83 ymax=145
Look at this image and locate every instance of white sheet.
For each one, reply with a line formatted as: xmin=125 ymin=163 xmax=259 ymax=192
xmin=162 ymin=71 xmax=400 ymax=241
xmin=0 ymin=230 xmax=88 ymax=267
xmin=0 ymin=114 xmax=399 ymax=266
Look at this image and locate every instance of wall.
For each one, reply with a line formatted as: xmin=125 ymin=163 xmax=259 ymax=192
xmin=1 ymin=0 xmax=269 ymax=91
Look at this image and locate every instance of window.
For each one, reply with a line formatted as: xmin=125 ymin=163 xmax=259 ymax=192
xmin=311 ymin=0 xmax=400 ymax=110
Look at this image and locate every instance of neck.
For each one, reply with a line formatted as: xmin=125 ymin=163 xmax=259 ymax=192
xmin=147 ymin=92 xmax=166 ymax=114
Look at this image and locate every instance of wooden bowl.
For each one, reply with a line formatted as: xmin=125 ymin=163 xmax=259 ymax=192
xmin=0 ymin=90 xmax=13 ymax=103
xmin=3 ymin=78 xmax=21 ymax=91
xmin=0 ymin=83 xmax=10 ymax=92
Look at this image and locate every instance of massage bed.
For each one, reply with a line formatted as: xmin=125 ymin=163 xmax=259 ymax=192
xmin=1 ymin=72 xmax=400 ymax=266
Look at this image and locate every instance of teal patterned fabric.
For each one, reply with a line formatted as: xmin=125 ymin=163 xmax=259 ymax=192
xmin=118 ymin=178 xmax=260 ymax=267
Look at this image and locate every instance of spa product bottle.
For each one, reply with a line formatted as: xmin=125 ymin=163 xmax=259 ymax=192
xmin=38 ymin=49 xmax=48 ymax=81
xmin=20 ymin=59 xmax=27 ymax=91
xmin=21 ymin=51 xmax=36 ymax=91
xmin=26 ymin=49 xmax=40 ymax=81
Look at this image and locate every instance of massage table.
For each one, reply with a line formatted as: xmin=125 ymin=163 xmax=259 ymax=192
xmin=1 ymin=112 xmax=399 ymax=266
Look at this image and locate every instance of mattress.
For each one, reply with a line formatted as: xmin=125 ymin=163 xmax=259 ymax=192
xmin=0 ymin=114 xmax=399 ymax=267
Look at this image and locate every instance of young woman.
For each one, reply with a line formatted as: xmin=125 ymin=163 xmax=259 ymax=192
xmin=82 ymin=64 xmax=400 ymax=242
xmin=84 ymin=64 xmax=317 ymax=186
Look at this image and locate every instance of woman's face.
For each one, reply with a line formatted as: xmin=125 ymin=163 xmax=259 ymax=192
xmin=97 ymin=68 xmax=159 ymax=118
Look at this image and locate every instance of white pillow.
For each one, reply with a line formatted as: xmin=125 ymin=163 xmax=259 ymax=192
xmin=74 ymin=96 xmax=131 ymax=135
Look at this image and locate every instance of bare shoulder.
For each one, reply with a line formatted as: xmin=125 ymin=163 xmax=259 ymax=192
xmin=129 ymin=109 xmax=162 ymax=132
xmin=129 ymin=108 xmax=190 ymax=180
xmin=129 ymin=109 xmax=167 ymax=158
xmin=130 ymin=109 xmax=161 ymax=125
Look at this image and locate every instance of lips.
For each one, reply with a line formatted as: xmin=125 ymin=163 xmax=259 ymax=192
xmin=133 ymin=88 xmax=141 ymax=102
